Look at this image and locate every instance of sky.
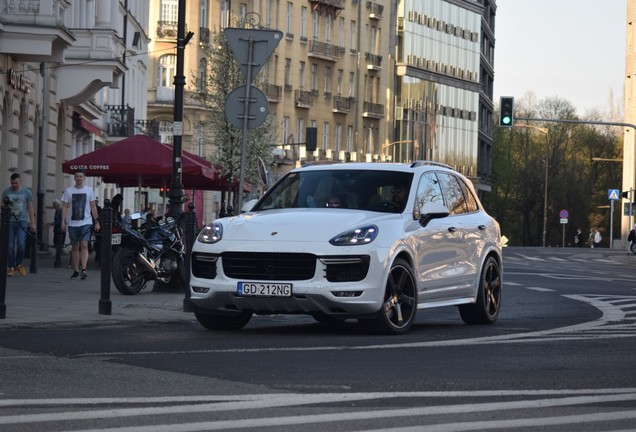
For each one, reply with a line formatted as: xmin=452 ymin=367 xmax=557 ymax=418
xmin=493 ymin=0 xmax=627 ymax=115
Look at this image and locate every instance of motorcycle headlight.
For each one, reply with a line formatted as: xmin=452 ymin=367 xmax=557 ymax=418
xmin=197 ymin=222 xmax=223 ymax=244
xmin=329 ymin=225 xmax=378 ymax=246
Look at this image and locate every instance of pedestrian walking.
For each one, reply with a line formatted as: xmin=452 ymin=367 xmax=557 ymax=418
xmin=573 ymin=228 xmax=583 ymax=247
xmin=1 ymin=173 xmax=36 ymax=276
xmin=593 ymin=229 xmax=602 ymax=248
xmin=628 ymin=223 xmax=636 ymax=255
xmin=60 ymin=170 xmax=100 ymax=280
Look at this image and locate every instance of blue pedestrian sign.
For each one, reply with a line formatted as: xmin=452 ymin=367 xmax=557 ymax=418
xmin=608 ymin=189 xmax=620 ymax=201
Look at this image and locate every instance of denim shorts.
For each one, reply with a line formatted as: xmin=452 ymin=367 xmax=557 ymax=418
xmin=68 ymin=224 xmax=92 ymax=244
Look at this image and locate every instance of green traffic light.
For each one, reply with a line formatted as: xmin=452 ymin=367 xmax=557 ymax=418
xmin=502 ymin=116 xmax=511 ymax=125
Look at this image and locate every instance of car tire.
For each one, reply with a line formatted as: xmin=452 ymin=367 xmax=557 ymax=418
xmin=459 ymin=256 xmax=502 ymax=325
xmin=367 ymin=258 xmax=417 ymax=335
xmin=194 ymin=310 xmax=252 ymax=330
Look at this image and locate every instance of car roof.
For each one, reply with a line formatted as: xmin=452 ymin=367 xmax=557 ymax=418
xmin=296 ymin=160 xmax=456 ymax=174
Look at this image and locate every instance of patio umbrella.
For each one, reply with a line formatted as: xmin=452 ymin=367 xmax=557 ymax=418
xmin=61 ymin=134 xmax=222 ymax=190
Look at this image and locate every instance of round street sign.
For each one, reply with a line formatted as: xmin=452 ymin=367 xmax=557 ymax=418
xmin=559 ymin=209 xmax=569 ymax=218
xmin=225 ymin=85 xmax=269 ymax=130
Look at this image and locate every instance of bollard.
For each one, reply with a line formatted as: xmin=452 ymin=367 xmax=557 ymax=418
xmin=98 ymin=199 xmax=113 ymax=315
xmin=182 ymin=202 xmax=196 ymax=312
xmin=0 ymin=198 xmax=11 ymax=318
xmin=29 ymin=223 xmax=37 ymax=274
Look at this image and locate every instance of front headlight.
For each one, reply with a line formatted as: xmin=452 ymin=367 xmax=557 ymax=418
xmin=330 ymin=225 xmax=378 ymax=246
xmin=197 ymin=222 xmax=223 ymax=244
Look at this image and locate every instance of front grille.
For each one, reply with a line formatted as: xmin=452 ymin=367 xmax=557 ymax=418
xmin=222 ymin=252 xmax=316 ymax=280
xmin=321 ymin=255 xmax=370 ymax=282
xmin=192 ymin=252 xmax=219 ymax=279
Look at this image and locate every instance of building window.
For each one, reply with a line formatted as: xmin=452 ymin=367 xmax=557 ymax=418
xmin=219 ymin=0 xmax=228 ymax=29
xmin=239 ymin=3 xmax=246 ymax=22
xmin=311 ymin=64 xmax=318 ymax=92
xmin=347 ymin=125 xmax=353 ymax=152
xmin=324 ymin=66 xmax=332 ymax=94
xmin=339 ymin=17 xmax=345 ymax=48
xmin=349 ymin=72 xmax=355 ymax=97
xmin=160 ymin=0 xmax=178 ymax=22
xmin=323 ymin=123 xmax=330 ymax=150
xmin=325 ymin=15 xmax=332 ymax=44
xmin=286 ymin=2 xmax=293 ymax=35
xmin=312 ymin=11 xmax=319 ymax=40
xmin=158 ymin=54 xmax=176 ymax=87
xmin=299 ymin=61 xmax=305 ymax=89
xmin=199 ymin=0 xmax=208 ymax=28
xmin=350 ymin=20 xmax=356 ymax=51
xmin=300 ymin=7 xmax=307 ymax=39
xmin=284 ymin=58 xmax=291 ymax=88
xmin=337 ymin=69 xmax=343 ymax=95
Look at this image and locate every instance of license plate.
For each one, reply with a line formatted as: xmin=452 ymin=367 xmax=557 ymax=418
xmin=112 ymin=233 xmax=122 ymax=245
xmin=237 ymin=282 xmax=292 ymax=297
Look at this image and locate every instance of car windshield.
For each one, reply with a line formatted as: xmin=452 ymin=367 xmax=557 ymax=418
xmin=253 ymin=169 xmax=413 ymax=213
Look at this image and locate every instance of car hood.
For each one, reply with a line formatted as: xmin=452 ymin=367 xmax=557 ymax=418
xmin=214 ymin=208 xmax=396 ymax=242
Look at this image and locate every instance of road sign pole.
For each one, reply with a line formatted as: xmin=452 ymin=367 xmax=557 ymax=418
xmin=610 ymin=199 xmax=614 ymax=249
xmin=237 ymin=37 xmax=255 ymax=214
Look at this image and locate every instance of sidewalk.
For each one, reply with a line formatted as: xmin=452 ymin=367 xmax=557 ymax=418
xmin=0 ymin=251 xmax=195 ymax=329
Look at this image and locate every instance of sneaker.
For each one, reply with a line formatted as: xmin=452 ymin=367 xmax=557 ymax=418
xmin=71 ymin=271 xmax=80 ymax=279
xmin=16 ymin=264 xmax=27 ymax=277
xmin=7 ymin=267 xmax=15 ymax=277
xmin=80 ymin=270 xmax=87 ymax=280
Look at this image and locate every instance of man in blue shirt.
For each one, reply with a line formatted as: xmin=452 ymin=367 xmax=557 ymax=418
xmin=2 ymin=173 xmax=36 ymax=276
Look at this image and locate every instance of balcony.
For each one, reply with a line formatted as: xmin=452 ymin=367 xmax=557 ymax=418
xmin=308 ymin=0 xmax=344 ymax=18
xmin=365 ymin=52 xmax=383 ymax=71
xmin=295 ymin=90 xmax=314 ymax=108
xmin=157 ymin=20 xmax=178 ymax=39
xmin=262 ymin=83 xmax=282 ymax=102
xmin=308 ymin=40 xmax=343 ymax=62
xmin=0 ymin=0 xmax=74 ymax=63
xmin=104 ymin=105 xmax=159 ymax=139
xmin=366 ymin=1 xmax=383 ymax=20
xmin=332 ymin=96 xmax=352 ymax=114
xmin=362 ymin=101 xmax=384 ymax=119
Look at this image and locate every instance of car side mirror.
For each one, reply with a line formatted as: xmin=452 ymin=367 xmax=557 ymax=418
xmin=418 ymin=201 xmax=450 ymax=228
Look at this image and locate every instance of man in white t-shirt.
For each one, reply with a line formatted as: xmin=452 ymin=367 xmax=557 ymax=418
xmin=61 ymin=170 xmax=100 ymax=280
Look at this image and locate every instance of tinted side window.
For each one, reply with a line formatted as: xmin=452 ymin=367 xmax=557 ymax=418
xmin=438 ymin=173 xmax=468 ymax=215
xmin=458 ymin=178 xmax=479 ymax=213
xmin=415 ymin=172 xmax=444 ymax=210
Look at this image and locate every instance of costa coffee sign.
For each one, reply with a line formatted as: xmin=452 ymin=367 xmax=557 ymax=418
xmin=7 ymin=69 xmax=31 ymax=93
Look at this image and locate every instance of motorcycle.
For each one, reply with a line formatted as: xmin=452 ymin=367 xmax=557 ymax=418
xmin=111 ymin=212 xmax=186 ymax=295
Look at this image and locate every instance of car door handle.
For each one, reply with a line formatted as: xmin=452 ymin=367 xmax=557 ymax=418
xmin=448 ymin=227 xmax=457 ymax=233
xmin=478 ymin=225 xmax=486 ymax=230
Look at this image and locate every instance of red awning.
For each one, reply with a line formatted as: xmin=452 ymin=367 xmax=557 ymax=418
xmin=62 ymin=134 xmax=223 ymax=190
xmin=79 ymin=118 xmax=103 ymax=136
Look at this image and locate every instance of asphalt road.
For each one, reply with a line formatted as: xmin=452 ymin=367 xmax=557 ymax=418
xmin=1 ymin=247 xmax=635 ymax=431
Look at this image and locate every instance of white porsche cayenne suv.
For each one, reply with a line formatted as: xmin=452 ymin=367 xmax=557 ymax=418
xmin=190 ymin=161 xmax=502 ymax=335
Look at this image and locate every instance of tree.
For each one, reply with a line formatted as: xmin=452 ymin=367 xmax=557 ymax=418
xmin=484 ymin=95 xmax=622 ymax=247
xmin=192 ymin=19 xmax=277 ymax=207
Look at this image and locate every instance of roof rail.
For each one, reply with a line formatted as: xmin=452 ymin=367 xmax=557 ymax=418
xmin=301 ymin=160 xmax=343 ymax=167
xmin=410 ymin=160 xmax=452 ymax=169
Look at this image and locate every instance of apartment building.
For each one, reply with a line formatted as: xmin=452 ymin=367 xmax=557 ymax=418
xmin=149 ymin=0 xmax=494 ymax=192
